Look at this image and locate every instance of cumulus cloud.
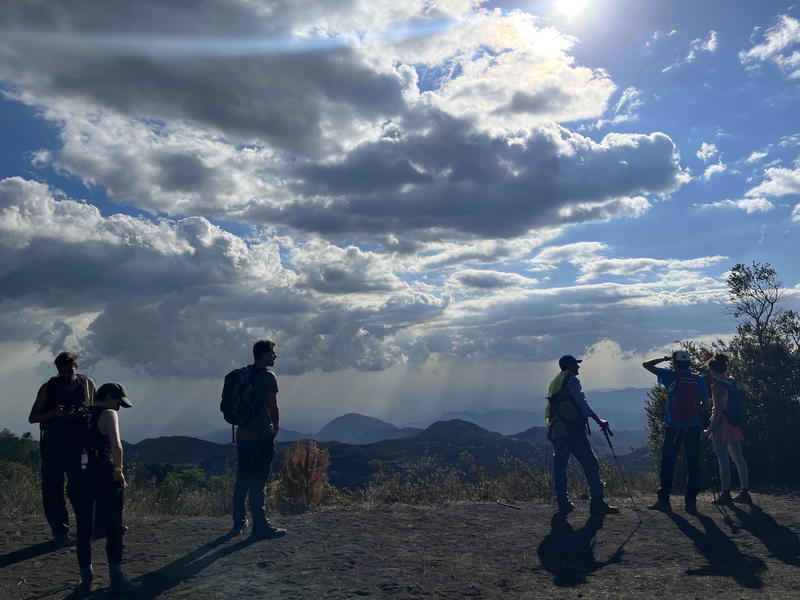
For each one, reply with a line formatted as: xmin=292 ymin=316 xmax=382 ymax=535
xmin=0 ymin=1 xmax=687 ymax=242
xmin=0 ymin=177 xmax=450 ymax=377
xmin=745 ymin=165 xmax=800 ymax=197
xmin=275 ymin=122 xmax=684 ymax=241
xmin=739 ymin=15 xmax=800 ymax=78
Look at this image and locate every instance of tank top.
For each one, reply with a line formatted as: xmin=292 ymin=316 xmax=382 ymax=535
xmin=87 ymin=406 xmax=113 ymax=466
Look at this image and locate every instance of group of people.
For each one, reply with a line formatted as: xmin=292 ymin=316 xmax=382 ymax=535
xmin=28 ymin=341 xmax=285 ymax=598
xmin=547 ymin=350 xmax=751 ymax=516
xmin=30 ymin=341 xmax=751 ymax=595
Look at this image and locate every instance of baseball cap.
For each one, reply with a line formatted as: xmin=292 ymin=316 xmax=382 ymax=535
xmin=671 ymin=350 xmax=691 ymax=363
xmin=96 ymin=382 xmax=133 ymax=408
xmin=558 ymin=354 xmax=583 ymax=370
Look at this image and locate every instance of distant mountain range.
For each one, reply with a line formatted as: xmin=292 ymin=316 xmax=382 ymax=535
xmin=135 ymin=415 xmax=652 ymax=490
xmin=201 ymin=387 xmax=651 ymax=445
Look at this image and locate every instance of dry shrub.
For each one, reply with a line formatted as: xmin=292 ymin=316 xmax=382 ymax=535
xmin=273 ymin=441 xmax=331 ymax=514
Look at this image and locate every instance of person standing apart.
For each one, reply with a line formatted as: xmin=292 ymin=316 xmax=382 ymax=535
xmin=546 ymin=354 xmax=619 ymax=515
xmin=28 ymin=351 xmax=95 ymax=540
xmin=73 ymin=383 xmax=139 ymax=596
xmin=231 ymin=339 xmax=286 ymax=538
xmin=643 ymin=350 xmax=710 ymax=514
xmin=702 ymin=353 xmax=751 ymax=505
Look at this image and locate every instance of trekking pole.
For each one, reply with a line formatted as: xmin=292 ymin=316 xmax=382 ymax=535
xmin=602 ymin=429 xmax=642 ymax=522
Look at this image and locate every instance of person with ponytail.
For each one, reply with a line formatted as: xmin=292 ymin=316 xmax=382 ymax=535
xmin=702 ymin=353 xmax=751 ymax=505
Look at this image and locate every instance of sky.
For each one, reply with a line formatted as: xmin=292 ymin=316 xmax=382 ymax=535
xmin=1 ymin=0 xmax=799 ymax=441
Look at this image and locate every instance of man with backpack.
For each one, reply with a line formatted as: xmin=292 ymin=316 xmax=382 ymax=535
xmin=643 ymin=350 xmax=710 ymax=514
xmin=28 ymin=351 xmax=96 ymax=540
xmin=547 ymin=354 xmax=619 ymax=515
xmin=225 ymin=339 xmax=286 ymax=539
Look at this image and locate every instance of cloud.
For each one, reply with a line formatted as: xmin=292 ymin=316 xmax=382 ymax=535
xmin=0 ymin=177 xmax=452 ymax=377
xmin=589 ymin=87 xmax=644 ymax=129
xmin=695 ymin=198 xmax=775 ymax=214
xmin=525 ymin=241 xmax=726 ymax=282
xmin=792 ymin=204 xmax=800 ymax=222
xmin=646 ymin=29 xmax=678 ymax=47
xmin=526 ymin=241 xmax=609 ymax=270
xmin=746 ymin=150 xmax=769 ymax=163
xmin=662 ymin=30 xmax=718 ymax=72
xmin=745 ymin=165 xmax=800 ymax=197
xmin=448 ymin=269 xmax=538 ymax=291
xmin=696 ymin=142 xmax=719 ymax=163
xmin=1 ymin=2 xmax=687 ymax=243
xmin=702 ymin=161 xmax=727 ymax=180
xmin=739 ymin=15 xmax=800 ymax=79
xmin=289 ymin=240 xmax=407 ymax=294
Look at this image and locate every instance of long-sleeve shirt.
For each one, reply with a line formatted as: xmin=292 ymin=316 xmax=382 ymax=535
xmin=566 ymin=374 xmax=597 ymax=419
xmin=546 ymin=370 xmax=596 ymax=424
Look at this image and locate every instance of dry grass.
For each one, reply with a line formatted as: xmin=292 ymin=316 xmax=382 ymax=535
xmin=1 ymin=448 xmax=656 ymax=519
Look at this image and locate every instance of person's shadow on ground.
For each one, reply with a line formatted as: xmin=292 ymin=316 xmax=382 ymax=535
xmin=668 ymin=511 xmax=766 ymax=589
xmin=536 ymin=513 xmax=622 ymax=587
xmin=730 ymin=504 xmax=800 ymax=566
xmin=0 ymin=537 xmax=72 ymax=569
xmin=71 ymin=530 xmax=259 ymax=599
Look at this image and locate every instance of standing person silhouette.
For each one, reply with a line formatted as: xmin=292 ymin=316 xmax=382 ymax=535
xmin=643 ymin=350 xmax=709 ymax=514
xmin=547 ymin=354 xmax=619 ymax=515
xmin=702 ymin=353 xmax=751 ymax=505
xmin=73 ymin=383 xmax=139 ymax=596
xmin=231 ymin=339 xmax=287 ymax=539
xmin=28 ymin=351 xmax=95 ymax=540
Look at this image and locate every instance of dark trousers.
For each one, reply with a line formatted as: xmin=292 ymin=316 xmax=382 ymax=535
xmin=40 ymin=428 xmax=83 ymax=535
xmin=232 ymin=437 xmax=275 ymax=528
xmin=552 ymin=435 xmax=604 ymax=501
xmin=658 ymin=425 xmax=701 ymax=501
xmin=75 ymin=466 xmax=124 ymax=568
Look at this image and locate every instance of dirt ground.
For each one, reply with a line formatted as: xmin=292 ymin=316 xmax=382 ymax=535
xmin=2 ymin=492 xmax=799 ymax=599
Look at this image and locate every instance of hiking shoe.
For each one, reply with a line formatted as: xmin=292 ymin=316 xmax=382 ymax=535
xmin=110 ymin=572 xmax=141 ymax=594
xmin=713 ymin=491 xmax=733 ymax=505
xmin=230 ymin=519 xmax=248 ymax=536
xmin=590 ymin=501 xmax=620 ymax=515
xmin=732 ymin=490 xmax=752 ymax=505
xmin=684 ymin=499 xmax=698 ymax=514
xmin=648 ymin=498 xmax=671 ymax=512
xmin=251 ymin=524 xmax=287 ymax=539
xmin=557 ymin=498 xmax=575 ymax=515
xmin=70 ymin=578 xmax=92 ymax=599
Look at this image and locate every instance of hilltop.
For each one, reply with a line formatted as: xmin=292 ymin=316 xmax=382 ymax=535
xmin=2 ymin=493 xmax=798 ymax=599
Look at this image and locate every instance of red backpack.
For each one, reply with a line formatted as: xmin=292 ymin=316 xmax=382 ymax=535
xmin=669 ymin=372 xmax=702 ymax=423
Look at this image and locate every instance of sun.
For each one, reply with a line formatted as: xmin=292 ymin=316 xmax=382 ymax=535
xmin=556 ymin=0 xmax=588 ymax=18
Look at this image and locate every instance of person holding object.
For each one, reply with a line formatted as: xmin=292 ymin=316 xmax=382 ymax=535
xmin=546 ymin=354 xmax=619 ymax=515
xmin=230 ymin=339 xmax=286 ymax=539
xmin=701 ymin=353 xmax=751 ymax=505
xmin=643 ymin=350 xmax=709 ymax=514
xmin=28 ymin=351 xmax=95 ymax=540
xmin=73 ymin=382 xmax=139 ymax=597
